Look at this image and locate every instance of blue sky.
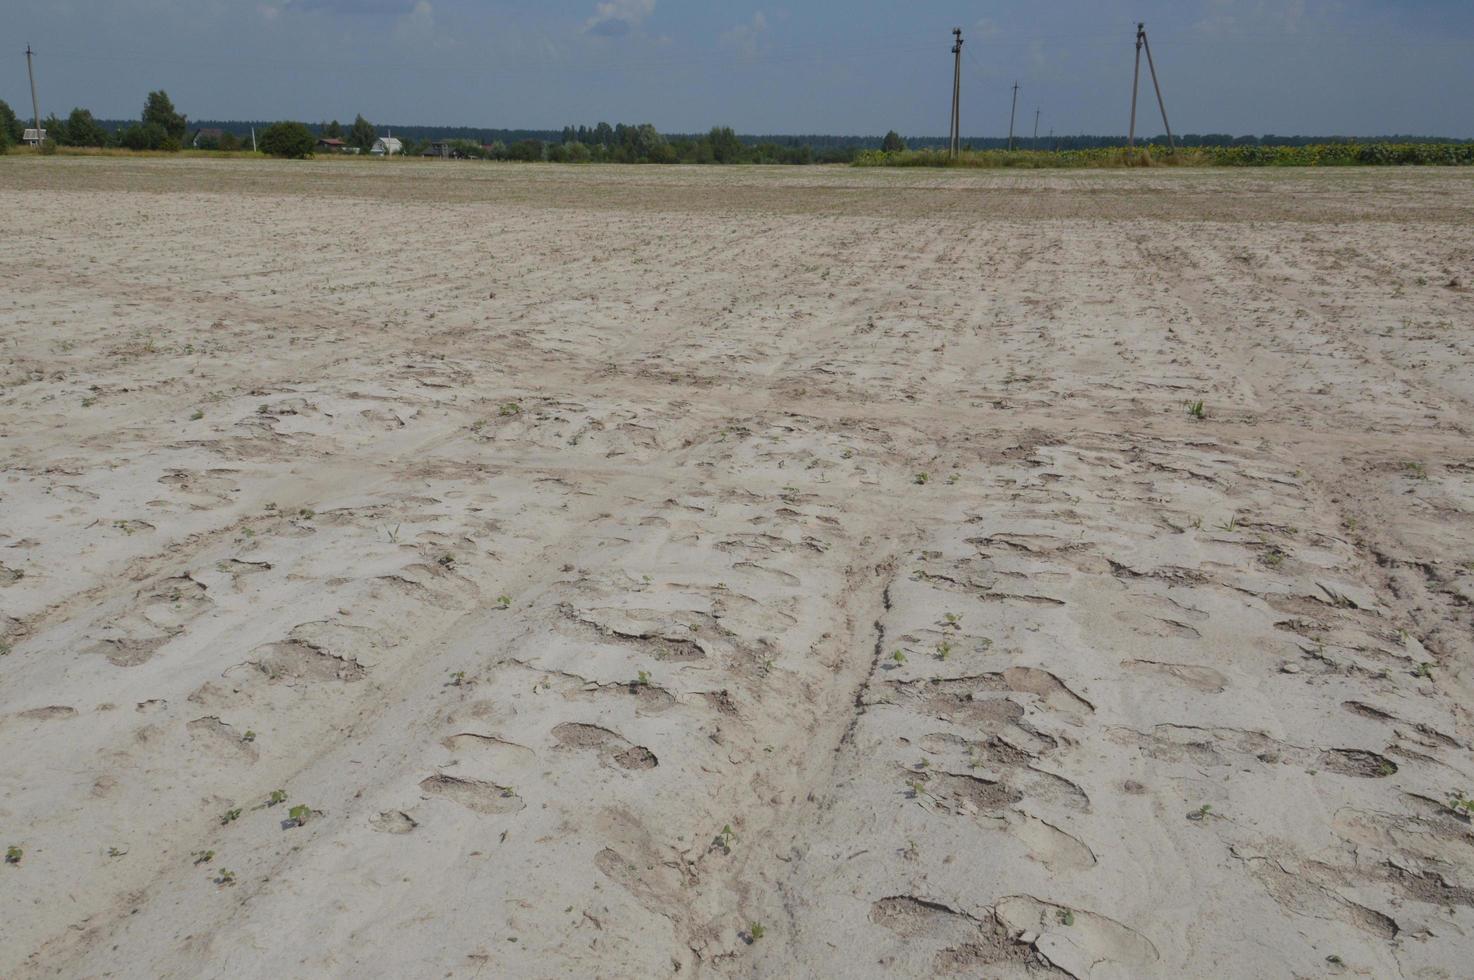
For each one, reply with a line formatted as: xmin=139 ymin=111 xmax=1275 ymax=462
xmin=5 ymin=1 xmax=1473 ymax=135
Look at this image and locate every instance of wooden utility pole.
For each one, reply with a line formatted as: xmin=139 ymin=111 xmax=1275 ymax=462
xmin=1007 ymin=81 xmax=1019 ymax=151
xmin=26 ymin=44 xmax=41 ymax=143
xmin=1129 ymin=23 xmax=1176 ymax=152
xmin=1033 ymin=108 xmax=1041 ymax=150
xmin=949 ymin=28 xmax=963 ymax=157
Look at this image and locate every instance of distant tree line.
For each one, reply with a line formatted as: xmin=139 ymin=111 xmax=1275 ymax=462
xmin=3 ymin=90 xmax=1468 ymax=162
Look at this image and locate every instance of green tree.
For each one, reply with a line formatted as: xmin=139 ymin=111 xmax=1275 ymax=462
xmin=0 ymin=99 xmax=23 ymax=144
xmin=708 ymin=126 xmax=744 ymax=163
xmin=63 ymin=108 xmax=108 ymax=147
xmin=507 ymin=139 xmax=544 ymax=162
xmin=218 ymin=131 xmax=242 ymax=152
xmin=325 ymin=119 xmax=343 ymax=139
xmin=349 ymin=114 xmax=376 ymax=152
xmin=120 ymin=122 xmax=167 ymax=150
xmin=259 ymin=121 xmax=316 ymax=159
xmin=882 ymin=130 xmax=906 ymax=153
xmin=43 ymin=113 xmax=66 ymax=145
xmin=142 ymin=91 xmax=187 ymax=141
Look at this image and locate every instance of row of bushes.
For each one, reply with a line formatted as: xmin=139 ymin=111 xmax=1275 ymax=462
xmin=854 ymin=143 xmax=1474 ymax=169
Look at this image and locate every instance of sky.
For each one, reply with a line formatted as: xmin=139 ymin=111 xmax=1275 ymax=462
xmin=5 ymin=0 xmax=1473 ymax=137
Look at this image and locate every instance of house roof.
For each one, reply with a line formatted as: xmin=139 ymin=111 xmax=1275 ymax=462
xmin=317 ymin=137 xmax=347 ymax=146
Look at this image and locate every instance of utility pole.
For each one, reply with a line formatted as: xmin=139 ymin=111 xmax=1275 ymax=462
xmin=1007 ymin=81 xmax=1019 ymax=151
xmin=1129 ymin=23 xmax=1176 ymax=153
xmin=949 ymin=28 xmax=963 ymax=158
xmin=1033 ymin=108 xmax=1040 ymax=150
xmin=26 ymin=44 xmax=41 ymax=144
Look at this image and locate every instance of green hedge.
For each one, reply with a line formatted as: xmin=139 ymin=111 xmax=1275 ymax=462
xmin=854 ymin=143 xmax=1474 ymax=169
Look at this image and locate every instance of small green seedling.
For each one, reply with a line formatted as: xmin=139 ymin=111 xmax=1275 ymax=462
xmin=437 ymin=553 xmax=456 ymax=568
xmin=449 ymin=671 xmax=466 ymax=686
xmin=1217 ymin=516 xmax=1238 ymax=532
xmin=944 ymin=612 xmax=961 ymax=627
xmin=267 ymin=789 xmax=287 ymax=807
xmin=748 ymin=922 xmax=765 ymax=942
xmin=299 ymin=508 xmax=315 ymax=520
xmin=1448 ymin=790 xmax=1473 ymax=817
xmin=1404 ymin=461 xmax=1428 ymax=480
xmin=215 ymin=868 xmax=237 ymax=886
xmin=5 ymin=846 xmax=21 ymax=865
xmin=633 ymin=670 xmax=651 ymax=687
xmin=499 ymin=402 xmax=521 ymax=417
xmin=1186 ymin=400 xmax=1206 ymax=420
xmin=499 ymin=786 xmax=517 ymax=799
xmin=713 ymin=824 xmax=737 ymax=854
xmin=221 ymin=808 xmax=242 ymax=825
xmin=287 ymin=805 xmax=312 ymax=827
xmin=914 ymin=473 xmax=930 ymax=485
xmin=891 ymin=649 xmax=907 ymax=666
xmin=242 ymin=730 xmax=256 ymax=743
xmin=1415 ymin=662 xmax=1435 ymax=679
xmin=946 ymin=473 xmax=960 ymax=485
xmin=497 ymin=595 xmax=512 ymax=609
xmin=935 ymin=641 xmax=953 ymax=660
xmin=190 ymin=410 xmax=204 ymax=421
xmin=1326 ymin=954 xmax=1344 ymax=966
xmin=1187 ymin=804 xmax=1214 ymax=822
xmin=1056 ymin=909 xmax=1075 ymax=927
xmin=192 ymin=850 xmax=215 ymax=865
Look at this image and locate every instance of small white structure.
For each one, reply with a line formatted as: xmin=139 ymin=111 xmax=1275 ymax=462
xmin=370 ymin=137 xmax=403 ymax=156
xmin=22 ymin=128 xmax=47 ymax=145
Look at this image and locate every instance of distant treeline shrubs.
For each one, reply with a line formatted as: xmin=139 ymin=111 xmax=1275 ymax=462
xmin=855 ymin=143 xmax=1474 ymax=169
xmin=3 ymin=90 xmax=1470 ymax=166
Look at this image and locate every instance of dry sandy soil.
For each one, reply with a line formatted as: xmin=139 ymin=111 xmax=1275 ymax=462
xmin=2 ymin=157 xmax=1473 ymax=979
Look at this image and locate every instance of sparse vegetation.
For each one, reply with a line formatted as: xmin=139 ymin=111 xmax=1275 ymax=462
xmin=221 ymin=807 xmax=242 ymax=825
xmin=5 ymin=846 xmax=21 ymax=865
xmin=1186 ymin=400 xmax=1207 ymax=420
xmin=192 ymin=849 xmax=215 ymax=865
xmin=287 ymin=804 xmax=312 ymax=827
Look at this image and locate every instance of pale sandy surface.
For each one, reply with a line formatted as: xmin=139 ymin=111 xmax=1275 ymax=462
xmin=1 ymin=157 xmax=1473 ymax=979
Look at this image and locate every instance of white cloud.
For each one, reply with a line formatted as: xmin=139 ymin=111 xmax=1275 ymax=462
xmin=584 ymin=0 xmax=655 ymax=37
xmin=719 ymin=11 xmax=767 ymax=59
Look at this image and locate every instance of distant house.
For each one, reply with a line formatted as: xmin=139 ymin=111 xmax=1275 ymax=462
xmin=316 ymin=137 xmax=349 ymax=152
xmin=22 ymin=128 xmax=46 ymax=145
xmin=370 ymin=137 xmax=403 ymax=156
xmin=192 ymin=128 xmax=224 ymax=148
xmin=424 ymin=139 xmax=469 ymax=159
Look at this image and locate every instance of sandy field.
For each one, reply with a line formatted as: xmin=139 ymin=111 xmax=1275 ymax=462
xmin=1 ymin=157 xmax=1472 ymax=979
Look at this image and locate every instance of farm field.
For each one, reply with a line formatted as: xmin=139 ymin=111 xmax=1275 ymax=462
xmin=1 ymin=157 xmax=1473 ymax=979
